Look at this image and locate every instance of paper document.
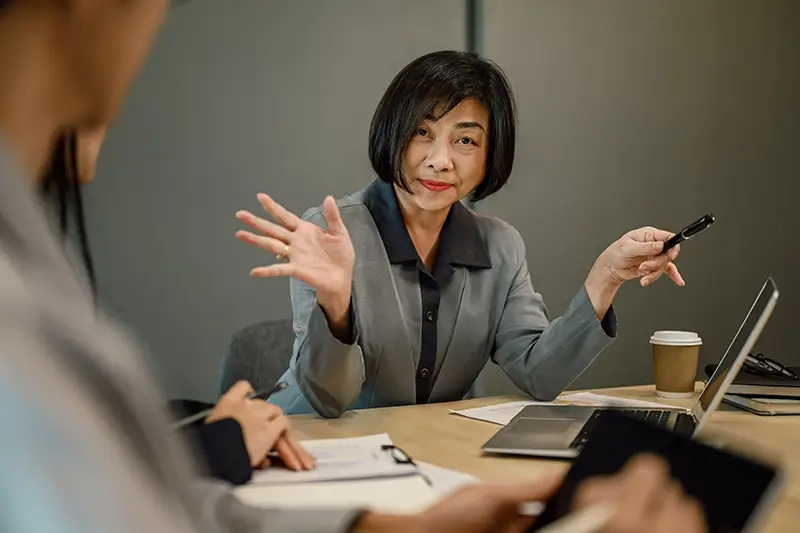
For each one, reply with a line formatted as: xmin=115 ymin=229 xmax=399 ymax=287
xmin=450 ymin=400 xmax=550 ymax=426
xmin=450 ymin=392 xmax=674 ymax=426
xmin=237 ymin=475 xmax=438 ymax=513
xmin=237 ymin=433 xmax=482 ymax=514
xmin=300 ymin=432 xmax=392 ymax=459
xmin=417 ymin=461 xmax=480 ymax=494
xmin=251 ymin=433 xmax=419 ymax=485
xmin=563 ymin=392 xmax=674 ymax=409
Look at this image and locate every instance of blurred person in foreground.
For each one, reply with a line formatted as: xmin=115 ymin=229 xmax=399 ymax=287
xmin=0 ymin=2 xmax=706 ymax=533
xmin=41 ymin=127 xmax=314 ymax=487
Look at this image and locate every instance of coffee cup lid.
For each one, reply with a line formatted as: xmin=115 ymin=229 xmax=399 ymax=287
xmin=650 ymin=330 xmax=702 ymax=346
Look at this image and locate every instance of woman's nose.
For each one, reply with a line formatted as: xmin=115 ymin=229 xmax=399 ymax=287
xmin=425 ymin=140 xmax=454 ymax=172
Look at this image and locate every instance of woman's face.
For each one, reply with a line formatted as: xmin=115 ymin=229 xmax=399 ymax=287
xmin=64 ymin=0 xmax=168 ymax=128
xmin=397 ymin=98 xmax=489 ymax=215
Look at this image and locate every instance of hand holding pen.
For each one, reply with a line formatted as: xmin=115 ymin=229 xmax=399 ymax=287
xmin=174 ymin=380 xmax=315 ymax=471
xmin=171 ymin=380 xmax=288 ymax=428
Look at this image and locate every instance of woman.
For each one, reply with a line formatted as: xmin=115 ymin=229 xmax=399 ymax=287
xmin=236 ymin=50 xmax=685 ymax=418
xmin=0 ymin=5 xmax=704 ymax=533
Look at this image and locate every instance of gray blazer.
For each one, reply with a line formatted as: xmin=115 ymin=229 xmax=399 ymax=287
xmin=0 ymin=141 xmax=361 ymax=533
xmin=270 ymin=179 xmax=616 ymax=418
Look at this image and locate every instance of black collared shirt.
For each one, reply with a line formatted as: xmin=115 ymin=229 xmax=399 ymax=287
xmin=363 ymin=179 xmax=492 ymax=404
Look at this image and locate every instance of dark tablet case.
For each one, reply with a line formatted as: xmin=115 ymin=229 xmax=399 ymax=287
xmin=529 ymin=410 xmax=781 ymax=533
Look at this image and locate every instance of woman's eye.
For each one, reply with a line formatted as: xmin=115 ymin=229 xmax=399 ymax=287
xmin=416 ymin=128 xmax=429 ymax=137
xmin=457 ymin=137 xmax=474 ymax=145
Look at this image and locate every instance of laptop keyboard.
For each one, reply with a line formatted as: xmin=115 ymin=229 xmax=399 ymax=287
xmin=570 ymin=409 xmax=672 ymax=449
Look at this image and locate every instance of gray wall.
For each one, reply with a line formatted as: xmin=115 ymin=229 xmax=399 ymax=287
xmin=86 ymin=0 xmax=799 ymax=402
xmin=475 ymin=0 xmax=800 ymax=395
xmin=85 ymin=0 xmax=465 ymax=401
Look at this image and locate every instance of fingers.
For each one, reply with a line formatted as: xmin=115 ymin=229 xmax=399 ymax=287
xmin=613 ymin=455 xmax=670 ymax=526
xmin=236 ymin=210 xmax=294 ymax=243
xmin=665 ymin=262 xmax=685 ymax=286
xmin=622 ymin=226 xmax=682 ymax=259
xmin=667 ymin=243 xmax=681 ymax=261
xmin=262 ymin=415 xmax=290 ymax=454
xmin=468 ymin=472 xmax=564 ymax=512
xmin=257 ymin=193 xmax=301 ymax=231
xmin=628 ymin=226 xmax=675 ymax=243
xmin=620 ymin=452 xmax=669 ymax=479
xmin=640 ymin=268 xmax=664 ymax=287
xmin=236 ymin=230 xmax=287 ymax=255
xmin=250 ymin=263 xmax=296 ymax=278
xmin=670 ymin=497 xmax=706 ymax=533
xmin=222 ymin=380 xmax=255 ymax=400
xmin=498 ymin=472 xmax=564 ymax=503
xmin=639 ymin=262 xmax=685 ymax=287
xmin=637 ymin=256 xmax=668 ymax=274
xmin=649 ymin=478 xmax=706 ymax=533
xmin=206 ymin=380 xmax=254 ymax=423
xmin=284 ymin=432 xmax=316 ymax=470
xmin=574 ymin=454 xmax=667 ymax=509
xmin=505 ymin=515 xmax=537 ymax=533
xmin=274 ymin=436 xmax=312 ymax=472
xmin=322 ymin=195 xmax=348 ymax=236
xmin=574 ymin=454 xmax=707 ymax=533
xmin=623 ymin=239 xmax=665 ymax=258
xmin=248 ymin=399 xmax=284 ymax=418
xmin=651 ymin=480 xmax=683 ymax=523
xmin=274 ymin=436 xmax=303 ymax=471
xmin=251 ymin=408 xmax=315 ymax=471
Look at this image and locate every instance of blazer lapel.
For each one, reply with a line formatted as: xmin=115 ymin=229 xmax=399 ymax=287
xmin=429 ymin=267 xmax=495 ymax=402
xmin=343 ymin=207 xmax=418 ymax=405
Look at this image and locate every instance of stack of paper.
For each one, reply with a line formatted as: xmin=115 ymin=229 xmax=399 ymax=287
xmin=449 ymin=392 xmax=674 ymax=426
xmin=236 ymin=433 xmax=480 ymax=514
xmin=251 ymin=434 xmax=418 ymax=485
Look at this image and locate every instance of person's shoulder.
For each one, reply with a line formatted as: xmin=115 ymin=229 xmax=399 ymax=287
xmin=0 ymin=250 xmax=37 ymax=329
xmin=471 ymin=211 xmax=527 ymax=265
xmin=0 ymin=250 xmax=60 ymax=383
xmin=300 ymin=185 xmax=371 ymax=229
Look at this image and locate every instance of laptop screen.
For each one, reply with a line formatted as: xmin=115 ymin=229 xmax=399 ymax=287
xmin=691 ymin=278 xmax=779 ymax=430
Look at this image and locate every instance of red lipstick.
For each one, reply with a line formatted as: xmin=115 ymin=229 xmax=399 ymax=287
xmin=419 ymin=180 xmax=453 ymax=192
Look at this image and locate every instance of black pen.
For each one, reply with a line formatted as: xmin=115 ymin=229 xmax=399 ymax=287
xmin=746 ymin=354 xmax=799 ymax=379
xmin=662 ymin=213 xmax=715 ymax=254
xmin=170 ymin=381 xmax=288 ymax=429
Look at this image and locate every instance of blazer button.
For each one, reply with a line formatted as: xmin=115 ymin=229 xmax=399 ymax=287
xmin=419 ymin=368 xmax=430 ymax=379
xmin=425 ymin=310 xmax=435 ymax=322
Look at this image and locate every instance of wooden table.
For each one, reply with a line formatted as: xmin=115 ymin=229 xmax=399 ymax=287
xmin=289 ymin=385 xmax=800 ymax=533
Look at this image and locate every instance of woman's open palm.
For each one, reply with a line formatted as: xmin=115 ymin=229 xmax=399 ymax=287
xmin=236 ymin=194 xmax=355 ymax=298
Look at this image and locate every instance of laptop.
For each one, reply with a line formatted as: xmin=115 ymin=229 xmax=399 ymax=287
xmin=481 ymin=277 xmax=779 ymax=458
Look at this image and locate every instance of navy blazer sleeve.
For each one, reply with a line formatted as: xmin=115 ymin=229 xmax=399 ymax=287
xmin=168 ymin=399 xmax=253 ymax=485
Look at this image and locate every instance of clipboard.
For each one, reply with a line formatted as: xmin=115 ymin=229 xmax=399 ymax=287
xmin=251 ymin=434 xmax=428 ymax=486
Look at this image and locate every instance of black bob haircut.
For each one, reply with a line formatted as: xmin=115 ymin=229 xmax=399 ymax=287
xmin=368 ymin=50 xmax=516 ymax=202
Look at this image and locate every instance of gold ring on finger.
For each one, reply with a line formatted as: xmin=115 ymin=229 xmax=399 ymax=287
xmin=276 ymin=244 xmax=290 ymax=261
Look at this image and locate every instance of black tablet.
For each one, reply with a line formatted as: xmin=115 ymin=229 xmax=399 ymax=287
xmin=529 ymin=410 xmax=783 ymax=533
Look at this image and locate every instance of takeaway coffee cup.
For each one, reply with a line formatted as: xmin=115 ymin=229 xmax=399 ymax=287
xmin=650 ymin=331 xmax=702 ymax=398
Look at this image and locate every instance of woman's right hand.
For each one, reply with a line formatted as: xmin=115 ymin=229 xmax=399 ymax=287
xmin=207 ymin=381 xmax=315 ymax=471
xmin=235 ymin=193 xmax=355 ymax=327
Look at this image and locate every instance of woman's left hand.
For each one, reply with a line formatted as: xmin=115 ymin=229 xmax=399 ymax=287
xmin=599 ymin=227 xmax=684 ymax=288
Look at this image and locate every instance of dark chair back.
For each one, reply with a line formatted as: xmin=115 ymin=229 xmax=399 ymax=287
xmin=219 ymin=319 xmax=294 ymax=397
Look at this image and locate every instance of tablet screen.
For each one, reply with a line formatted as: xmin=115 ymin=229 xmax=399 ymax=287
xmin=530 ymin=410 xmax=781 ymax=533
